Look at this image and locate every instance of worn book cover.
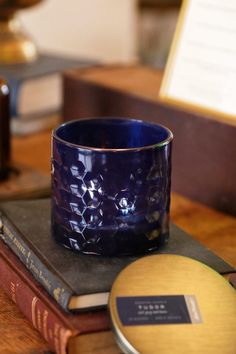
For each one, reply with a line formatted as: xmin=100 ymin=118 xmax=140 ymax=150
xmin=0 ymin=239 xmax=109 ymax=354
xmin=0 ymin=198 xmax=234 ymax=312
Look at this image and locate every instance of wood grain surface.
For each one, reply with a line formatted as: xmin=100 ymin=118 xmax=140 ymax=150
xmin=65 ymin=65 xmax=163 ymax=102
xmin=1 ymin=66 xmax=236 ymax=353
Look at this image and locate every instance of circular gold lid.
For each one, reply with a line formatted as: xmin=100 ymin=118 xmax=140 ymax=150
xmin=109 ymin=254 xmax=236 ymax=354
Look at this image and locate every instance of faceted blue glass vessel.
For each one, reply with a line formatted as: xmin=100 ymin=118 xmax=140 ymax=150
xmin=51 ymin=118 xmax=173 ymax=256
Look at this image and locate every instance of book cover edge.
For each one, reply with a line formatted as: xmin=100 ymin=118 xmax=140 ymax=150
xmin=0 ymin=211 xmax=73 ymax=311
xmin=0 ymin=238 xmax=109 ymax=331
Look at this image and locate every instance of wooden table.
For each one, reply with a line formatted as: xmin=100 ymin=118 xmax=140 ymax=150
xmin=1 ymin=99 xmax=236 ymax=353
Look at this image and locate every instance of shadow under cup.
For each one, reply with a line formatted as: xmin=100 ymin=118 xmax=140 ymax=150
xmin=51 ymin=118 xmax=173 ymax=256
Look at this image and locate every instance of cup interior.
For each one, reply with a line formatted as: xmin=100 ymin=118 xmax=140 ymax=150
xmin=54 ymin=118 xmax=172 ymax=150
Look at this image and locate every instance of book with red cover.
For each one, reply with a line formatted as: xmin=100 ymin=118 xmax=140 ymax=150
xmin=0 ymin=240 xmax=109 ymax=354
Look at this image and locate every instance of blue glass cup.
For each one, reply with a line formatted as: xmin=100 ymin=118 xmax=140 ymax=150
xmin=51 ymin=118 xmax=173 ymax=256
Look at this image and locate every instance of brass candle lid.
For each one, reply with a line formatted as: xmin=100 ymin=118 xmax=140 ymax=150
xmin=109 ymin=254 xmax=236 ymax=354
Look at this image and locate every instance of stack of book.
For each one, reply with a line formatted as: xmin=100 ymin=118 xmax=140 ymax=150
xmin=0 ymin=54 xmax=95 ymax=135
xmin=0 ymin=198 xmax=234 ymax=353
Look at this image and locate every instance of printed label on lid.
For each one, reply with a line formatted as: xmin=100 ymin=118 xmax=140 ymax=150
xmin=116 ymin=295 xmax=202 ymax=326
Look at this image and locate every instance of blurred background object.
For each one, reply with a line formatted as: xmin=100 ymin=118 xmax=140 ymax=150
xmin=138 ymin=0 xmax=180 ymax=68
xmin=19 ymin=0 xmax=138 ymax=63
xmin=0 ymin=0 xmax=43 ymax=64
xmin=1 ymin=54 xmax=93 ymax=135
xmin=18 ymin=0 xmax=181 ymax=67
xmin=0 ymin=0 xmax=182 ymax=136
xmin=0 ymin=79 xmax=10 ymax=180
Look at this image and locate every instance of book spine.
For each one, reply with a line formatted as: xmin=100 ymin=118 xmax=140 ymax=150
xmin=0 ymin=253 xmax=76 ymax=354
xmin=0 ymin=213 xmax=72 ymax=310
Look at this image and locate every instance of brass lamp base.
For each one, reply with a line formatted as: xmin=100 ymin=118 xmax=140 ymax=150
xmin=0 ymin=17 xmax=38 ymax=64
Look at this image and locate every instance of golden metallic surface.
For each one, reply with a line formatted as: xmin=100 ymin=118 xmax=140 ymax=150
xmin=0 ymin=0 xmax=43 ymax=64
xmin=109 ymin=254 xmax=236 ymax=354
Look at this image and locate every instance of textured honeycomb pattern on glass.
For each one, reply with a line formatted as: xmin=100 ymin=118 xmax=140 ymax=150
xmin=52 ymin=139 xmax=171 ymax=256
